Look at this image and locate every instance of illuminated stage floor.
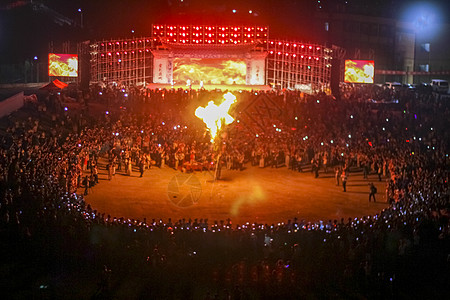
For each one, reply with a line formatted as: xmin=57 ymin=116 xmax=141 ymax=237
xmin=146 ymin=83 xmax=271 ymax=92
xmin=84 ymin=162 xmax=388 ymax=225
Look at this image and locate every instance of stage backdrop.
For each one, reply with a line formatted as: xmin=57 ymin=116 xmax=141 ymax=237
xmin=152 ymin=47 xmax=267 ymax=86
xmin=173 ymin=58 xmax=246 ymax=85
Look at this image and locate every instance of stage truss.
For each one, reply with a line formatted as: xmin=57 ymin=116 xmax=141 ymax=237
xmin=90 ymin=38 xmax=154 ymax=86
xmin=266 ymin=40 xmax=332 ymax=92
xmin=89 ymin=25 xmax=332 ymax=92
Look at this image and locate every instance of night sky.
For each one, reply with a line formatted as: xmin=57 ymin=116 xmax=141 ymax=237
xmin=0 ymin=0 xmax=449 ymax=62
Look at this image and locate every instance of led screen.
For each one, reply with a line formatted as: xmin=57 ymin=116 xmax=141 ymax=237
xmin=344 ymin=59 xmax=374 ymax=83
xmin=173 ymin=58 xmax=246 ymax=85
xmin=48 ymin=53 xmax=78 ymax=77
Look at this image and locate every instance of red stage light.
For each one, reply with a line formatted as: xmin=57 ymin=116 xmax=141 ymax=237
xmin=293 ymin=54 xmax=296 ymax=57
xmin=286 ymin=43 xmax=289 ymax=46
xmin=308 ymin=56 xmax=311 ymax=59
xmin=101 ymin=54 xmax=104 ymax=57
xmin=278 ymin=42 xmax=282 ymax=45
xmin=277 ymin=52 xmax=281 ymax=55
xmin=124 ymin=51 xmax=127 ymax=54
xmin=116 ymin=52 xmax=119 ymax=55
xmin=309 ymin=46 xmax=312 ymax=49
xmin=270 ymin=51 xmax=273 ymax=54
xmin=285 ymin=53 xmax=289 ymax=56
xmin=317 ymin=47 xmax=320 ymax=50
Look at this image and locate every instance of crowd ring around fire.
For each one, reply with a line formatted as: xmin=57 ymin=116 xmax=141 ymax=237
xmin=63 ymin=24 xmax=383 ymax=223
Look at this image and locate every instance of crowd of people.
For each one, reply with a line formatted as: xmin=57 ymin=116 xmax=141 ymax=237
xmin=0 ymin=83 xmax=449 ymax=298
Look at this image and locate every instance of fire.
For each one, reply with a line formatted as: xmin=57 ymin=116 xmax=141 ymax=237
xmin=195 ymin=92 xmax=237 ymax=142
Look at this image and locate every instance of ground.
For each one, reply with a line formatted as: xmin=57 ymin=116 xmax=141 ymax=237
xmin=84 ymin=161 xmax=388 ymax=225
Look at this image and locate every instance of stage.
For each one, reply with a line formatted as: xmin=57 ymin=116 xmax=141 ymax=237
xmin=83 ymin=161 xmax=388 ymax=226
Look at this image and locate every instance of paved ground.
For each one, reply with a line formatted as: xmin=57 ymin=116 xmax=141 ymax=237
xmin=83 ymin=162 xmax=388 ymax=225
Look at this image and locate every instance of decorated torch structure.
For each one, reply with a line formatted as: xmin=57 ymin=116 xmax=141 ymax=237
xmin=195 ymin=92 xmax=237 ymax=180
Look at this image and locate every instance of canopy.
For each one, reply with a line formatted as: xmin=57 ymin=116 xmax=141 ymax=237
xmin=39 ymin=79 xmax=68 ymax=91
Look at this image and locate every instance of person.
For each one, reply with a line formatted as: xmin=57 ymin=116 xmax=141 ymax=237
xmin=323 ymin=153 xmax=328 ymax=173
xmin=362 ymin=161 xmax=369 ymax=179
xmin=341 ymin=171 xmax=347 ymax=192
xmin=139 ymin=161 xmax=145 ymax=177
xmin=127 ymin=158 xmax=132 ymax=176
xmin=93 ymin=164 xmax=99 ymax=184
xmin=369 ymin=183 xmax=377 ymax=202
xmin=106 ymin=163 xmax=111 ymax=180
xmin=314 ymin=160 xmax=319 ymax=178
xmin=296 ymin=154 xmax=302 ymax=172
xmin=335 ymin=166 xmax=341 ymax=186
xmin=83 ymin=175 xmax=89 ymax=195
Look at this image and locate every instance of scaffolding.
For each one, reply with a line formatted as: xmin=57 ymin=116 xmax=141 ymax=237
xmin=266 ymin=40 xmax=332 ymax=93
xmin=90 ymin=37 xmax=154 ymax=86
xmin=89 ymin=28 xmax=332 ymax=92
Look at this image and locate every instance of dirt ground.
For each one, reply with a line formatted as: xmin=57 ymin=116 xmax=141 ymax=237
xmin=83 ymin=162 xmax=388 ymax=225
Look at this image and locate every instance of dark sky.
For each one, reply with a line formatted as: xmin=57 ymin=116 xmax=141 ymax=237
xmin=31 ymin=0 xmax=450 ymax=38
xmin=0 ymin=0 xmax=449 ymax=62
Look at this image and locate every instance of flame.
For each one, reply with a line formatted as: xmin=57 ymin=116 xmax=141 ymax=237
xmin=195 ymin=92 xmax=237 ymax=142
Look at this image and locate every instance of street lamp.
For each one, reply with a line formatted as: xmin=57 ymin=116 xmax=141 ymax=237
xmin=33 ymin=56 xmax=39 ymax=82
xmin=78 ymin=8 xmax=83 ymax=28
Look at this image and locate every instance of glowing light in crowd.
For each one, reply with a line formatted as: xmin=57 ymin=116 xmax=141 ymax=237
xmin=195 ymin=92 xmax=237 ymax=142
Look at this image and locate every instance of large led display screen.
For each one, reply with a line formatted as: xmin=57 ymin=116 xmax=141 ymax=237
xmin=48 ymin=53 xmax=78 ymax=77
xmin=173 ymin=58 xmax=246 ymax=85
xmin=344 ymin=59 xmax=374 ymax=84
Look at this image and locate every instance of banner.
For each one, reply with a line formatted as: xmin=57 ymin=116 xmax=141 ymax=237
xmin=152 ymin=50 xmax=171 ymax=84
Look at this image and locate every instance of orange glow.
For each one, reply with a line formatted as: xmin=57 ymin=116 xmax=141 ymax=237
xmin=195 ymin=92 xmax=237 ymax=142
